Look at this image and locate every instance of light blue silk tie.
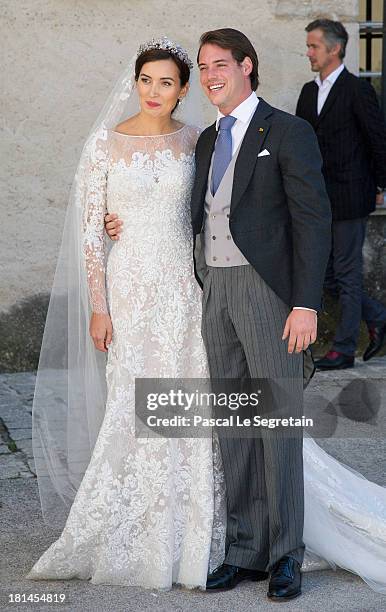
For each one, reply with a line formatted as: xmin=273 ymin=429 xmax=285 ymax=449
xmin=211 ymin=115 xmax=237 ymax=195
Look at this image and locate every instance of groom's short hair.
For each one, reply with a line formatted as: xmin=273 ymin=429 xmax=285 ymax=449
xmin=197 ymin=28 xmax=259 ymax=90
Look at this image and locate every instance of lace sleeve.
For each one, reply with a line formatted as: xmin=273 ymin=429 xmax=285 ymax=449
xmin=81 ymin=134 xmax=109 ymax=314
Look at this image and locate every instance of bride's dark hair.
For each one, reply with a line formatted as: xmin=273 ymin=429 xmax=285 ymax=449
xmin=135 ymin=48 xmax=190 ymax=86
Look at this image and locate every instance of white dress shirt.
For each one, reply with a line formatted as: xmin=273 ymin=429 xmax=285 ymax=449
xmin=216 ymin=91 xmax=316 ymax=314
xmin=216 ymin=91 xmax=259 ymax=155
xmin=315 ymin=63 xmax=345 ymax=115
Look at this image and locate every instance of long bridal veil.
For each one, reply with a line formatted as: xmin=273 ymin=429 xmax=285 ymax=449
xmin=302 ymin=435 xmax=386 ymax=594
xmin=32 ymin=40 xmax=206 ymax=530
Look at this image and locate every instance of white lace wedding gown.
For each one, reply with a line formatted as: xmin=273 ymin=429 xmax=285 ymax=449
xmin=27 ymin=125 xmax=226 ymax=589
xmin=27 ymin=125 xmax=386 ymax=593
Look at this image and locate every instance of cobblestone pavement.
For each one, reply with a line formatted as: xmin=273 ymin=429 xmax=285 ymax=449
xmin=0 ymin=372 xmax=36 ymax=480
xmin=1 ymin=362 xmax=386 ymax=611
xmin=1 ymin=359 xmax=386 ymax=484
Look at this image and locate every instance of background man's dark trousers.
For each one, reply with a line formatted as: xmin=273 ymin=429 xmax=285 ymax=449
xmin=325 ymin=216 xmax=386 ymax=356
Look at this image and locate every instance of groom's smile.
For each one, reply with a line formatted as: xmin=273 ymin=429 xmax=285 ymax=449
xmin=208 ymin=83 xmax=225 ymax=91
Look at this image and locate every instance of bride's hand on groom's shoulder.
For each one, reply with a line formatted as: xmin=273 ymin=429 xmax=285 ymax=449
xmin=282 ymin=309 xmax=317 ymax=354
xmin=89 ymin=313 xmax=113 ymax=352
xmin=104 ymin=212 xmax=123 ymax=241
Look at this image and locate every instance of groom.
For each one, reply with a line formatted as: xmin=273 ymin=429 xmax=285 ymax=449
xmin=192 ymin=28 xmax=331 ymax=602
xmin=106 ymin=28 xmax=331 ymax=601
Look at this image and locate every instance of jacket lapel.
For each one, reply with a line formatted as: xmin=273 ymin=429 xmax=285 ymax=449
xmin=231 ymin=98 xmax=273 ymax=212
xmin=194 ymin=123 xmax=217 ymax=207
xmin=308 ymin=82 xmax=319 ymax=125
xmin=315 ymin=67 xmax=348 ymax=127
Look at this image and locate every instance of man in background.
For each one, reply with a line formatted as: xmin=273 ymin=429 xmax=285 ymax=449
xmin=296 ymin=18 xmax=386 ymax=370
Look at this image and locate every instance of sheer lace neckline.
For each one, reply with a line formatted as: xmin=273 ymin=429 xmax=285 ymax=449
xmin=110 ymin=124 xmax=187 ymax=138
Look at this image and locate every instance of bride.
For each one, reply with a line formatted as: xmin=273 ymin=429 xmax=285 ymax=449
xmin=27 ymin=37 xmax=386 ymax=594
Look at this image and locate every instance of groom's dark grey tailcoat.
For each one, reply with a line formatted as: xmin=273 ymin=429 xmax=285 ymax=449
xmin=190 ymin=98 xmax=332 ymax=571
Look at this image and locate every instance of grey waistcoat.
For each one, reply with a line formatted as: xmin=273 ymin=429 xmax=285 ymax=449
xmin=204 ymin=143 xmax=249 ymax=267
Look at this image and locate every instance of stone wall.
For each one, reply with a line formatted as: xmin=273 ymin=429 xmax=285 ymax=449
xmin=268 ymin=0 xmax=359 ymax=21
xmin=2 ymin=0 xmax=378 ymax=371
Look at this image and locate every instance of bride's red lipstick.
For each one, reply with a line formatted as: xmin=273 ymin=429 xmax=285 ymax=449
xmin=146 ymin=100 xmax=161 ymax=108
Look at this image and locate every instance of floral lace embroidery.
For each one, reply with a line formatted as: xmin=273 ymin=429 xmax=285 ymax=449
xmin=27 ymin=125 xmax=227 ymax=589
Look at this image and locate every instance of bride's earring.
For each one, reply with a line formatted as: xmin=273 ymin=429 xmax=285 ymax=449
xmin=178 ymin=97 xmax=185 ymax=107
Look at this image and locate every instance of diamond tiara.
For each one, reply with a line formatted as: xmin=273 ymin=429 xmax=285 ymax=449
xmin=136 ymin=36 xmax=194 ymax=70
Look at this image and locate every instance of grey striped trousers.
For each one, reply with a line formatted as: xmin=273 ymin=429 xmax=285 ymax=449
xmin=201 ymin=265 xmax=305 ymax=571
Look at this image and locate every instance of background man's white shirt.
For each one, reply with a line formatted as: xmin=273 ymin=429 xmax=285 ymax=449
xmin=315 ymin=63 xmax=345 ymax=115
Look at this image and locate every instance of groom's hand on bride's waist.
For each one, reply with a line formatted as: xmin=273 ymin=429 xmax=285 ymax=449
xmin=282 ymin=309 xmax=317 ymax=354
xmin=105 ymin=213 xmax=123 ymax=241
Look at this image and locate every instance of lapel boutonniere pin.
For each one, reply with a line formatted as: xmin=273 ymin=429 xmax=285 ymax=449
xmin=258 ymin=127 xmax=264 ymax=132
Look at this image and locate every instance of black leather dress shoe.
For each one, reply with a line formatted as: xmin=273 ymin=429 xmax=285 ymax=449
xmin=206 ymin=563 xmax=268 ymax=591
xmin=363 ymin=322 xmax=386 ymax=361
xmin=267 ymin=556 xmax=301 ymax=601
xmin=314 ymin=350 xmax=354 ymax=371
